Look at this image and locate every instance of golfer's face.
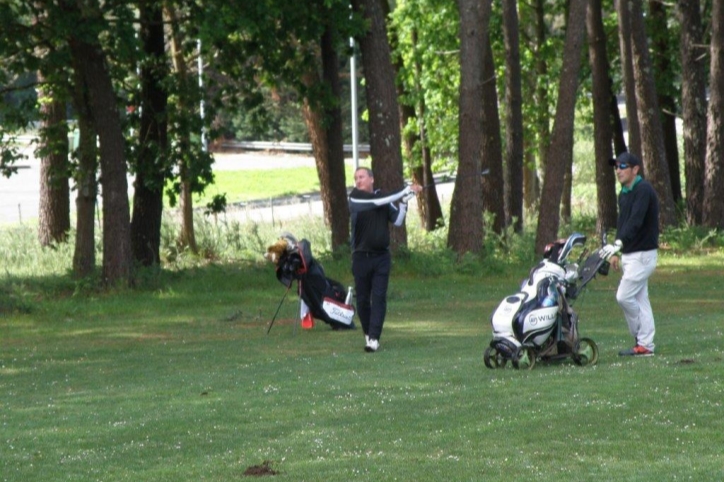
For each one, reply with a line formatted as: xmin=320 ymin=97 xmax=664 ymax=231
xmin=354 ymin=170 xmax=374 ymax=192
xmin=615 ymin=163 xmax=638 ymax=188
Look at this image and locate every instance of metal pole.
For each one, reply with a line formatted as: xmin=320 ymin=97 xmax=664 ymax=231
xmin=350 ymin=37 xmax=359 ymax=170
xmin=198 ymin=39 xmax=207 ymax=152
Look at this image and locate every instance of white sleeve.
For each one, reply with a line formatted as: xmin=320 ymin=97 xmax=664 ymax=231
xmin=393 ymin=202 xmax=407 ymax=226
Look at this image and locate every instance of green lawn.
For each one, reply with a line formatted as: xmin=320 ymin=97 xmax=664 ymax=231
xmin=2 ymin=251 xmax=723 ymax=481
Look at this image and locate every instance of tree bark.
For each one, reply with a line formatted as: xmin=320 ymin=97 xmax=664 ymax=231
xmin=447 ymin=0 xmax=492 ymax=255
xmin=481 ymin=37 xmax=505 ymax=235
xmin=37 ymin=89 xmax=70 ymax=246
xmin=587 ymin=0 xmax=619 ymax=234
xmin=68 ymin=34 xmax=132 ymax=285
xmin=352 ymin=0 xmax=408 ymax=249
xmin=502 ymin=0 xmax=524 ymax=232
xmin=616 ymin=0 xmax=641 ymax=158
xmin=68 ymin=47 xmax=98 ymax=278
xmin=628 ymin=0 xmax=677 ymax=227
xmin=535 ymin=0 xmax=587 ymax=254
xmin=703 ymin=0 xmax=724 ymax=228
xmin=320 ymin=26 xmax=351 ymax=252
xmin=648 ymin=0 xmax=682 ymax=203
xmin=166 ymin=2 xmax=198 ymax=253
xmin=677 ymin=0 xmax=708 ymax=225
xmin=131 ymin=0 xmax=168 ymax=266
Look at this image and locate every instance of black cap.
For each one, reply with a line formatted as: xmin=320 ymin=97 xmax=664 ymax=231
xmin=608 ymin=152 xmax=641 ymax=167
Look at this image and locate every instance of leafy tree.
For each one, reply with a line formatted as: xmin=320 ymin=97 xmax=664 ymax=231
xmin=703 ymin=0 xmax=724 ymax=228
xmin=628 ymin=0 xmax=678 ymax=227
xmin=447 ymin=0 xmax=492 ymax=256
xmin=586 ymin=0 xmax=619 ymax=235
xmin=677 ymin=0 xmax=708 ymax=225
xmin=535 ymin=0 xmax=587 ymax=254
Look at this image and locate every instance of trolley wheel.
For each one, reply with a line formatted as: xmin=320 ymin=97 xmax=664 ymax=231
xmin=512 ymin=347 xmax=537 ymax=370
xmin=484 ymin=346 xmax=508 ymax=369
xmin=572 ymin=337 xmax=599 ymax=366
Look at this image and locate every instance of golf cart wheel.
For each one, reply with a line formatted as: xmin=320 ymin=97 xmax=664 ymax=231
xmin=572 ymin=337 xmax=599 ymax=366
xmin=484 ymin=346 xmax=508 ymax=369
xmin=512 ymin=347 xmax=537 ymax=370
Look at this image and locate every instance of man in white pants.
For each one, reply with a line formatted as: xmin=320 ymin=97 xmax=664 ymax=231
xmin=600 ymin=152 xmax=659 ymax=357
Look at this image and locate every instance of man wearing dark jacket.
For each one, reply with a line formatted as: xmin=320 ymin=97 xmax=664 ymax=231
xmin=348 ymin=167 xmax=421 ymax=352
xmin=600 ymin=152 xmax=659 ymax=357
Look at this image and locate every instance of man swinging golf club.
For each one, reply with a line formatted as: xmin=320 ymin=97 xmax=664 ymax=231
xmin=348 ymin=167 xmax=422 ymax=352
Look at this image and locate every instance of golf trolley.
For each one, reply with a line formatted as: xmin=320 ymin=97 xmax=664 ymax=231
xmin=484 ymin=232 xmax=609 ymax=370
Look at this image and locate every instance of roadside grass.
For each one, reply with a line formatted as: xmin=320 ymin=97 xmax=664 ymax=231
xmin=1 ymin=238 xmax=724 ymax=480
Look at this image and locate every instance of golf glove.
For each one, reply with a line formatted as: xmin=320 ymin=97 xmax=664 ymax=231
xmin=600 ymin=240 xmax=623 ymax=261
xmin=401 ymin=186 xmax=415 ymax=204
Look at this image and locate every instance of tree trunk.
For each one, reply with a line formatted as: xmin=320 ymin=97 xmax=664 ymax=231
xmin=535 ymin=0 xmax=587 ymax=254
xmin=481 ymin=37 xmax=505 ymax=235
xmin=677 ymin=0 xmax=708 ymax=225
xmin=131 ymin=0 xmax=168 ymax=266
xmin=166 ymin=3 xmax=198 ymax=253
xmin=68 ymin=26 xmax=132 ymax=285
xmin=447 ymin=0 xmax=492 ymax=255
xmin=629 ymin=0 xmax=678 ymax=227
xmin=320 ymin=26 xmax=351 ymax=252
xmin=587 ymin=0 xmax=619 ymax=234
xmin=534 ymin=0 xmax=550 ymax=188
xmin=616 ymin=0 xmax=641 ymax=158
xmin=648 ymin=0 xmax=682 ymax=203
xmin=703 ymin=0 xmax=724 ymax=228
xmin=72 ymin=114 xmax=98 ymax=278
xmin=37 ymin=90 xmax=70 ymax=246
xmin=69 ymin=48 xmax=98 ymax=278
xmin=352 ymin=0 xmax=408 ymax=249
xmin=502 ymin=0 xmax=524 ymax=233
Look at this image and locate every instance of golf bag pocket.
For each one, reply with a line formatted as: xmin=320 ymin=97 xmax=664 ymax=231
xmin=491 ymin=294 xmax=526 ymax=336
xmin=321 ymin=298 xmax=355 ymax=326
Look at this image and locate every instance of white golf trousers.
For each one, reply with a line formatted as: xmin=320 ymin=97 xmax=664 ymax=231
xmin=616 ymin=249 xmax=658 ymax=351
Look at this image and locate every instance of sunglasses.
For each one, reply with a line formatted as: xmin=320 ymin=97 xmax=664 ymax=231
xmin=614 ymin=163 xmax=632 ymax=170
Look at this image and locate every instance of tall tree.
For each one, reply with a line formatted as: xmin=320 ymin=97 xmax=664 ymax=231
xmin=481 ymin=36 xmax=505 ymax=235
xmin=63 ymin=1 xmax=132 ymax=285
xmin=352 ymin=0 xmax=408 ymax=248
xmin=678 ymin=0 xmax=708 ymax=225
xmin=501 ymin=0 xmax=524 ymax=233
xmin=37 ymin=89 xmax=70 ymax=246
xmin=628 ymin=0 xmax=677 ymax=227
xmin=616 ymin=0 xmax=641 ymax=158
xmin=70 ymin=81 xmax=98 ymax=278
xmin=131 ymin=0 xmax=169 ymax=266
xmin=587 ymin=0 xmax=619 ymax=234
xmin=703 ymin=0 xmax=724 ymax=228
xmin=302 ymin=25 xmax=350 ymax=252
xmin=535 ymin=0 xmax=587 ymax=253
xmin=648 ymin=0 xmax=682 ymax=203
xmin=447 ymin=0 xmax=492 ymax=255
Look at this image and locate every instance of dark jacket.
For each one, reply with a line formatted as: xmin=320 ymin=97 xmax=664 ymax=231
xmin=348 ymin=188 xmax=406 ymax=253
xmin=616 ymin=177 xmax=659 ymax=254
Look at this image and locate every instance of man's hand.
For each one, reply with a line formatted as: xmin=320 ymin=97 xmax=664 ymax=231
xmin=401 ymin=184 xmax=422 ymax=203
xmin=600 ymin=239 xmax=623 ymax=261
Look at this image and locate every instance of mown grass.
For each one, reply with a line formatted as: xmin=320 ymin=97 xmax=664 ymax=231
xmin=1 ymin=217 xmax=723 ymax=481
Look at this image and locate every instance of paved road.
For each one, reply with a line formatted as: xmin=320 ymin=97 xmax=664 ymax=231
xmin=0 ymin=150 xmax=451 ymax=226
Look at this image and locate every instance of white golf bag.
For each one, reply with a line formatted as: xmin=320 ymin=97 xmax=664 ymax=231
xmin=485 ymin=233 xmax=607 ymax=370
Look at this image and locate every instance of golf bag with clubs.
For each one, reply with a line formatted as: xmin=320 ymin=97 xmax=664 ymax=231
xmin=484 ymin=232 xmax=609 ymax=369
xmin=275 ymin=238 xmax=355 ymax=330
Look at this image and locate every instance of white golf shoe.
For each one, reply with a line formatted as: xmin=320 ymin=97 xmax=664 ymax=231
xmin=365 ymin=338 xmax=379 ymax=353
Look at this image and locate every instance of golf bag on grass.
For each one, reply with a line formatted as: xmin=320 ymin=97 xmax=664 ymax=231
xmin=275 ymin=238 xmax=355 ymax=330
xmin=485 ymin=232 xmax=609 ymax=370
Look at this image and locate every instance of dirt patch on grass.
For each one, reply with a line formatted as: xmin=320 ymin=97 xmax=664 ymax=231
xmin=244 ymin=460 xmax=278 ymax=476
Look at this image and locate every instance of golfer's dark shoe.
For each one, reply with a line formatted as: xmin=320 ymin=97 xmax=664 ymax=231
xmin=619 ymin=345 xmax=654 ymax=357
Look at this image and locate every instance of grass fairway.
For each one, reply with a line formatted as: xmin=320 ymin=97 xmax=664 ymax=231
xmin=1 ymin=253 xmax=723 ymax=481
